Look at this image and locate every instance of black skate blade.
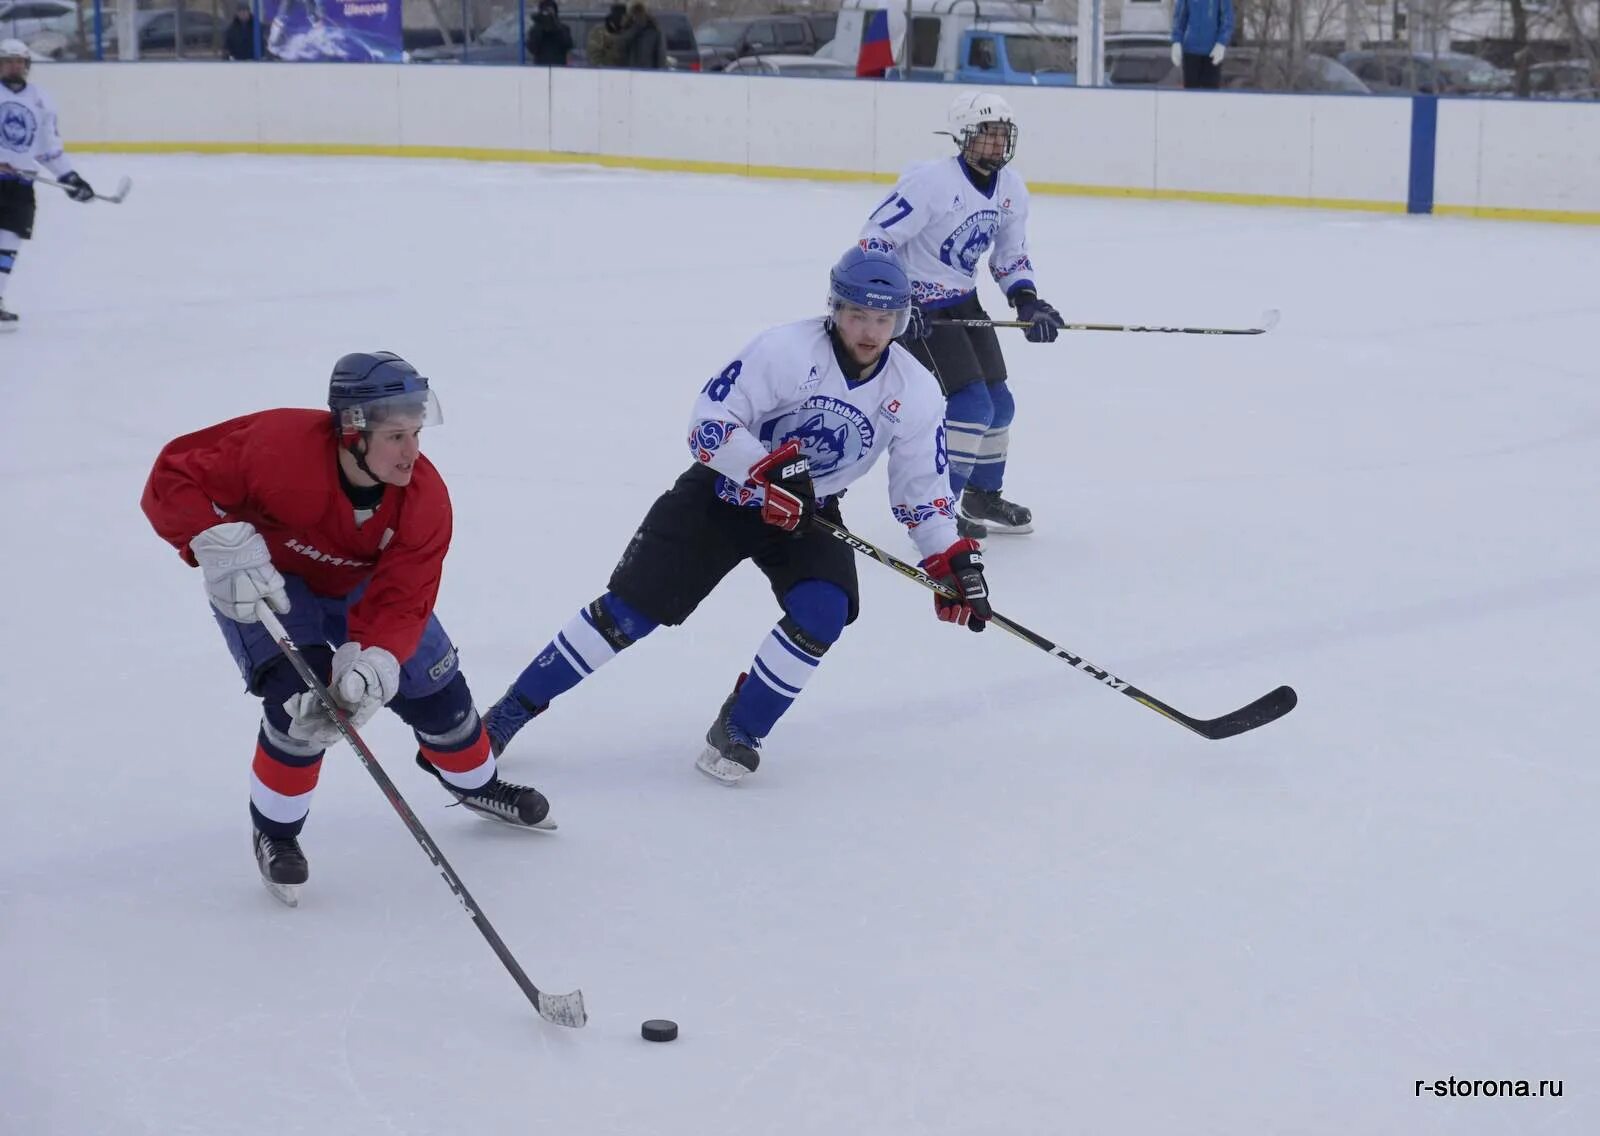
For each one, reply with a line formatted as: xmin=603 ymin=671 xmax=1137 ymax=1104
xmin=261 ymin=878 xmax=302 ymax=908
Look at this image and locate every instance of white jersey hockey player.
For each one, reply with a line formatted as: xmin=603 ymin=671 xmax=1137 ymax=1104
xmin=857 ymin=90 xmax=1065 ymax=539
xmin=483 ymin=248 xmax=998 ymax=785
xmin=0 ymin=38 xmax=95 ymax=330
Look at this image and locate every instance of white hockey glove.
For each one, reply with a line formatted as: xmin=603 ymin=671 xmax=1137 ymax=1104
xmin=283 ymin=643 xmax=400 ymax=746
xmin=1210 ymin=43 xmax=1226 ymax=66
xmin=190 ymin=521 xmax=290 ymax=623
xmin=1170 ymin=42 xmax=1182 ymax=67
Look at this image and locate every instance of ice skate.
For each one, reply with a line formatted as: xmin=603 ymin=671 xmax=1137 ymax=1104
xmin=960 ymin=487 xmax=1032 ymax=535
xmin=253 ymin=828 xmax=308 ymax=907
xmin=696 ymin=678 xmax=761 ymax=785
xmin=414 ymin=752 xmax=555 ymax=830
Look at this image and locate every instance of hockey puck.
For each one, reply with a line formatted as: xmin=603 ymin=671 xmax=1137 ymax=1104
xmin=641 ymin=1019 xmax=678 ymax=1043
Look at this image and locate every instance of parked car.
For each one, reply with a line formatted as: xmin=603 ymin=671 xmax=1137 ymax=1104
xmin=1223 ymin=48 xmax=1369 ymax=93
xmin=0 ymin=0 xmax=76 ymax=45
xmin=412 ymin=7 xmax=697 ymax=69
xmin=1105 ymin=37 xmax=1175 ymax=87
xmin=1527 ymin=60 xmax=1599 ymax=100
xmin=1338 ymin=49 xmax=1511 ymax=95
xmin=695 ymin=15 xmax=820 ymax=71
xmin=722 ymin=52 xmax=855 ymax=78
xmin=96 ymin=8 xmax=222 ymax=56
xmin=804 ymin=12 xmax=836 ymax=48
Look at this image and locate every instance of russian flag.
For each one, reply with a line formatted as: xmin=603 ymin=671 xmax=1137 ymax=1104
xmin=857 ymin=9 xmax=894 ymax=78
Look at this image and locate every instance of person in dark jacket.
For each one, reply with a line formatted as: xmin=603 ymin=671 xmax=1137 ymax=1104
xmin=527 ymin=0 xmax=574 ymax=66
xmin=619 ymin=1 xmax=667 ymax=70
xmin=586 ymin=2 xmax=627 ymax=67
xmin=223 ymin=3 xmax=258 ymax=61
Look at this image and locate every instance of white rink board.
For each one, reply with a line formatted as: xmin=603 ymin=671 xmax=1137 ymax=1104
xmin=35 ymin=62 xmax=1600 ymax=218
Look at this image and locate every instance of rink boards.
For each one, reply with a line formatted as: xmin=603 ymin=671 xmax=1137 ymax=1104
xmin=42 ymin=62 xmax=1600 ymax=224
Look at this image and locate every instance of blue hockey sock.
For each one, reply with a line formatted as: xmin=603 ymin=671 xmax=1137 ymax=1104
xmin=944 ymin=382 xmax=995 ymax=497
xmin=967 ymin=380 xmax=1015 ymax=492
xmin=508 ymin=592 xmax=657 ymax=708
xmin=730 ymin=581 xmax=847 ymax=739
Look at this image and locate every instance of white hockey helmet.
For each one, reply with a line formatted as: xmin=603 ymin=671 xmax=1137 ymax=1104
xmin=0 ymin=39 xmax=28 ymax=85
xmin=947 ymin=90 xmax=1017 ymax=171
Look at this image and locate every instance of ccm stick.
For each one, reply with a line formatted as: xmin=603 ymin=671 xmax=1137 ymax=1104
xmin=937 ymin=309 xmax=1280 ymax=337
xmin=815 ymin=519 xmax=1297 ymax=740
xmin=256 ymin=603 xmax=587 ymax=1028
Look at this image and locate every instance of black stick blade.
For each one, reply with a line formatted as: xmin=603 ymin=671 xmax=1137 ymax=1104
xmin=1194 ymin=685 xmax=1298 ymax=740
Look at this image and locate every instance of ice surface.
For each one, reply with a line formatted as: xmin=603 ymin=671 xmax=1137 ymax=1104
xmin=3 ymin=155 xmax=1597 ymax=1135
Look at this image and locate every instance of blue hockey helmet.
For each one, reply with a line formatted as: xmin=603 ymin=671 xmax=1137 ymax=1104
xmin=327 ymin=351 xmax=442 ymax=445
xmin=828 ymin=246 xmax=912 ymax=338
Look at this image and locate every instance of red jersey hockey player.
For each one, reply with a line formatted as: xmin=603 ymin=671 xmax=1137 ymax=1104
xmin=142 ymin=351 xmax=551 ymax=905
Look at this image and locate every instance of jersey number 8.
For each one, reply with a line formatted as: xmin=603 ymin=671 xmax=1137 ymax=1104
xmin=702 ymin=361 xmax=742 ymax=403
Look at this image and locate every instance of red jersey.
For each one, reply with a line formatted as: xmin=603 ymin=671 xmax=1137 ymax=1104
xmin=141 ymin=408 xmax=452 ymax=661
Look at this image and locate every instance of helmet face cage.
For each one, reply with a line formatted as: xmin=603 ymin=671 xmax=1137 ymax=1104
xmin=958 ymin=119 xmax=1017 ymax=170
xmin=337 ymin=389 xmax=443 ymax=440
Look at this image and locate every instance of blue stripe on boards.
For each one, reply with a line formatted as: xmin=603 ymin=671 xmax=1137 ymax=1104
xmin=1408 ymin=96 xmax=1438 ymax=216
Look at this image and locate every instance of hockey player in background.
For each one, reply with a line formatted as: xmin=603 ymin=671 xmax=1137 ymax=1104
xmin=0 ymin=38 xmax=94 ymax=331
xmin=484 ymin=248 xmax=996 ymax=784
xmin=141 ymin=353 xmax=552 ymax=905
xmin=858 ymin=90 xmax=1065 ymax=539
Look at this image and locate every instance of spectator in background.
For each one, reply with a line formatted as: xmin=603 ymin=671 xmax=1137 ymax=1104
xmin=1170 ymin=0 xmax=1232 ymax=89
xmin=527 ymin=0 xmax=573 ymax=66
xmin=586 ymin=3 xmax=627 ymax=67
xmin=619 ymin=2 xmax=666 ymax=70
xmin=223 ymin=3 xmax=258 ymax=61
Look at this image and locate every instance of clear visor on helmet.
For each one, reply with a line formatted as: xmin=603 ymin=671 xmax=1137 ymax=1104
xmin=338 ymin=388 xmax=443 ymax=435
xmin=829 ymin=297 xmax=911 ymax=340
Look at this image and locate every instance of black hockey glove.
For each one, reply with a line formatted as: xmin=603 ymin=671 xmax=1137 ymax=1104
xmin=749 ymin=439 xmax=816 ymax=533
xmin=59 ymin=171 xmax=95 ymax=203
xmin=903 ymin=303 xmax=932 ymax=341
xmin=1013 ymin=292 xmax=1063 ymax=343
xmin=920 ymin=538 xmax=991 ymax=632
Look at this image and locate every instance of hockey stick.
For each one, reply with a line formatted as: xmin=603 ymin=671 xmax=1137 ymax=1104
xmin=22 ymin=172 xmax=133 ymax=204
xmin=815 ymin=519 xmax=1296 ymax=740
xmin=255 ymin=603 xmax=588 ymax=1029
xmin=936 ymin=309 xmax=1280 ymax=337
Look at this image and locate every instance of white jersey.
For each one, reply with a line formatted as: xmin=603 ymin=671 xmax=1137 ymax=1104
xmin=687 ymin=318 xmax=960 ymax=558
xmin=0 ymin=81 xmax=73 ymax=180
xmin=857 ymin=157 xmax=1035 ymax=310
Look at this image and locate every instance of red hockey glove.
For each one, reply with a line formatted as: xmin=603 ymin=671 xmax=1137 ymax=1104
xmin=920 ymin=538 xmax=991 ymax=632
xmin=749 ymin=439 xmax=816 ymax=533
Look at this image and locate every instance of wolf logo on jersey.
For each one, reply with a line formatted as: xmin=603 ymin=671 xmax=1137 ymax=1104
xmin=762 ymin=396 xmax=876 ymax=477
xmin=1 ymin=100 xmax=38 ymax=152
xmin=941 ymin=210 xmax=999 ymax=274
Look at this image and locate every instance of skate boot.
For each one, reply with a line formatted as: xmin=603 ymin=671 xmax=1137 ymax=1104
xmin=414 ymin=752 xmax=554 ymax=830
xmin=956 ymin=513 xmax=987 ymax=541
xmin=696 ymin=676 xmax=761 ymax=785
xmin=483 ymin=687 xmax=546 ymax=758
xmin=960 ymin=487 xmax=1033 ymax=535
xmin=0 ymin=304 xmax=17 ymax=333
xmin=253 ymin=828 xmax=309 ymax=908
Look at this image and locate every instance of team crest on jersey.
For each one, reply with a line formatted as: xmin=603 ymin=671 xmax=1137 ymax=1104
xmin=940 ymin=210 xmax=1000 ymax=274
xmin=768 ymin=396 xmax=875 ymax=477
xmin=1 ymin=100 xmax=39 ymax=153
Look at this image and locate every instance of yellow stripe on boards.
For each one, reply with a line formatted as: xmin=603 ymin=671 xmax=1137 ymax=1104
xmin=70 ymin=140 xmax=1600 ymax=225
